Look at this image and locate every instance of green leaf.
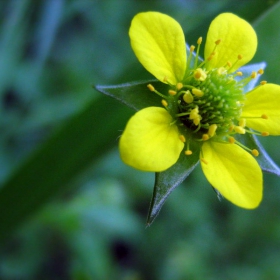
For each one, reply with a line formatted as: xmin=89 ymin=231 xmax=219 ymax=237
xmin=95 ymin=80 xmax=169 ymax=111
xmin=146 ymin=141 xmax=200 ymax=226
xmin=0 ymin=95 xmax=131 ymax=242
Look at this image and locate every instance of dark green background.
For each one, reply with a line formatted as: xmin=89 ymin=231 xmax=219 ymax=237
xmin=0 ymin=0 xmax=280 ymax=279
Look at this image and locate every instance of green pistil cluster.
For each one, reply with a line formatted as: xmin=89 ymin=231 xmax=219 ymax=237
xmin=177 ymin=67 xmax=245 ymax=137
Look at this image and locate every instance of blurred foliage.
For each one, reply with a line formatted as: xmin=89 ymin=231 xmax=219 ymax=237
xmin=0 ymin=0 xmax=280 ymax=279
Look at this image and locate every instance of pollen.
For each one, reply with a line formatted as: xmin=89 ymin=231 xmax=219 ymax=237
xmin=179 ymin=135 xmax=186 ymax=142
xmin=147 ymin=84 xmax=155 ymax=92
xmin=192 ymin=88 xmax=204 ymax=97
xmin=185 ymin=150 xmax=192 ymax=156
xmin=161 ymin=99 xmax=168 ymax=107
xmin=252 ymin=149 xmax=259 ymax=157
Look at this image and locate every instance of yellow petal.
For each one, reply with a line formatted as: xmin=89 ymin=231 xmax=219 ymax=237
xmin=129 ymin=12 xmax=186 ymax=85
xmin=204 ymin=13 xmax=257 ymax=72
xmin=201 ymin=141 xmax=262 ymax=209
xmin=119 ymin=107 xmax=184 ymax=172
xmin=242 ymin=83 xmax=280 ymax=135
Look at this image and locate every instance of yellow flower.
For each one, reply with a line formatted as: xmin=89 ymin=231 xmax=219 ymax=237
xmin=119 ymin=12 xmax=280 ymax=209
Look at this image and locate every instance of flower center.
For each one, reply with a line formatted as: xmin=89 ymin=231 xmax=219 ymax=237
xmin=176 ymin=67 xmax=245 ymax=138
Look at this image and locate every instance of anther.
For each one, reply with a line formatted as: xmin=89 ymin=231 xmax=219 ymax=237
xmin=236 ymin=71 xmax=243 ymax=76
xmin=261 ymin=114 xmax=268 ymax=119
xmin=227 ymin=61 xmax=232 ymax=68
xmin=161 ymin=99 xmax=168 ymax=107
xmin=202 ymin=134 xmax=209 ymax=141
xmin=261 ymin=132 xmax=269 ymax=136
xmin=192 ymin=88 xmax=204 ymax=97
xmin=208 ymin=124 xmax=217 ymax=137
xmin=147 ymin=84 xmax=155 ymax=92
xmin=168 ymin=89 xmax=177 ymax=96
xmin=251 ymin=71 xmax=257 ymax=79
xmin=190 ymin=45 xmax=195 ymax=52
xmin=194 ymin=68 xmax=207 ymax=81
xmin=258 ymin=69 xmax=264 ymax=75
xmin=183 ymin=91 xmax=194 ymax=103
xmin=238 ymin=54 xmax=243 ymax=60
xmin=215 ymin=39 xmax=221 ymax=45
xmin=185 ymin=150 xmax=193 ymax=156
xmin=239 ymin=118 xmax=246 ymax=127
xmin=234 ymin=126 xmax=246 ymax=134
xmin=252 ymin=149 xmax=259 ymax=157
xmin=177 ymin=83 xmax=183 ymax=90
xmin=201 ymin=158 xmax=208 ymax=164
xmin=260 ymin=81 xmax=267 ymax=85
xmin=228 ymin=136 xmax=235 ymax=144
xmin=179 ymin=135 xmax=186 ymax=143
xmin=197 ymin=37 xmax=202 ymax=45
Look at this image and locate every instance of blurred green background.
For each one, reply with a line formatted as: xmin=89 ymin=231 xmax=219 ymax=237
xmin=0 ymin=0 xmax=280 ymax=279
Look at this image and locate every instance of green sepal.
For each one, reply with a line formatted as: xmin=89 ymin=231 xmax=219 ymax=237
xmin=236 ymin=133 xmax=280 ymax=176
xmin=240 ymin=133 xmax=280 ymax=176
xmin=95 ymin=80 xmax=169 ymax=111
xmin=146 ymin=141 xmax=201 ymax=226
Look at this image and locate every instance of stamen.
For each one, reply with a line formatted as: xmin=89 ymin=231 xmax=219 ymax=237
xmin=239 ymin=118 xmax=246 ymax=127
xmin=195 ymin=37 xmax=202 ymax=68
xmin=208 ymin=124 xmax=217 ymax=137
xmin=260 ymin=81 xmax=267 ymax=85
xmin=202 ymin=134 xmax=209 ymax=141
xmin=251 ymin=71 xmax=257 ymax=79
xmin=185 ymin=150 xmax=193 ymax=156
xmin=215 ymin=39 xmax=221 ymax=45
xmin=183 ymin=91 xmax=194 ymax=103
xmin=234 ymin=126 xmax=246 ymax=134
xmin=261 ymin=114 xmax=268 ymax=119
xmin=258 ymin=69 xmax=264 ymax=75
xmin=190 ymin=45 xmax=195 ymax=52
xmin=168 ymin=89 xmax=177 ymax=96
xmin=192 ymin=88 xmax=204 ymax=97
xmin=177 ymin=83 xmax=183 ymax=90
xmin=147 ymin=84 xmax=155 ymax=92
xmin=236 ymin=71 xmax=243 ymax=76
xmin=179 ymin=135 xmax=186 ymax=142
xmin=161 ymin=99 xmax=168 ymax=107
xmin=201 ymin=158 xmax=208 ymax=164
xmin=228 ymin=136 xmax=235 ymax=144
xmin=194 ymin=68 xmax=207 ymax=81
xmin=252 ymin=149 xmax=259 ymax=157
xmin=261 ymin=132 xmax=269 ymax=136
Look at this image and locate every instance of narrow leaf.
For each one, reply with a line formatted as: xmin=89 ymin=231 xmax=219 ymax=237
xmin=0 ymin=95 xmax=131 ymax=242
xmin=146 ymin=142 xmax=200 ymax=226
xmin=95 ymin=80 xmax=169 ymax=111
